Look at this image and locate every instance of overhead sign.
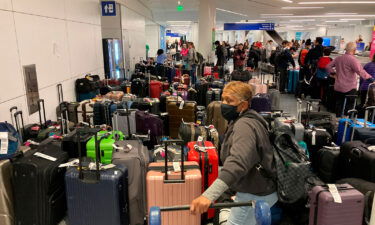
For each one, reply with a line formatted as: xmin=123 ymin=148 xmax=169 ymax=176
xmin=295 ymin=32 xmax=302 ymax=41
xmin=166 ymin=32 xmax=180 ymax=37
xmin=224 ymin=23 xmax=275 ymax=31
xmin=101 ymin=1 xmax=116 ymax=16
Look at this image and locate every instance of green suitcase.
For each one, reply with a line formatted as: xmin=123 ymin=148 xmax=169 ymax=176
xmin=86 ymin=130 xmax=125 ymax=164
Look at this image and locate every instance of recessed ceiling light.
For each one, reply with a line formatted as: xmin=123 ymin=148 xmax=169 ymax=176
xmin=300 ymin=1 xmax=375 ymax=4
xmin=282 ymin=6 xmax=324 ymax=9
xmin=282 ymin=0 xmax=293 ymax=2
xmin=290 ymin=19 xmax=316 ymax=22
xmin=267 ymin=14 xmax=375 ymax=18
xmin=341 ymin=18 xmax=366 ymax=21
xmin=261 ymin=13 xmax=294 ymax=16
xmin=326 ymin=20 xmax=348 ymax=22
xmin=216 ymin=8 xmax=248 ymax=17
xmin=316 ymin=24 xmax=329 ymax=26
xmin=326 ymin=13 xmax=358 ymax=15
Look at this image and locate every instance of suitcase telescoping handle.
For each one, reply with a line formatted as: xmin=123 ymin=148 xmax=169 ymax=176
xmin=163 ymin=139 xmax=185 ymax=183
xmin=342 ymin=94 xmax=357 ymax=118
xmin=364 ymin=106 xmax=375 ymax=127
xmin=9 ymin=106 xmax=18 ymax=126
xmin=149 ymin=200 xmax=271 ymax=225
xmin=57 ymin=84 xmax=64 ymax=103
xmin=37 ymin=99 xmax=47 ymax=129
xmin=343 ymin=109 xmax=358 ymax=143
xmin=13 ymin=111 xmax=25 ymax=143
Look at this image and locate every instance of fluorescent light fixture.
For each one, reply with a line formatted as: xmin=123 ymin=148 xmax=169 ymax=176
xmin=216 ymin=8 xmax=248 ymax=17
xmin=166 ymin=21 xmax=193 ymax=24
xmin=168 ymin=25 xmax=191 ymax=27
xmin=341 ymin=18 xmax=366 ymax=21
xmin=268 ymin=14 xmax=375 ymax=18
xmin=240 ymin=20 xmax=266 ymax=22
xmin=282 ymin=0 xmax=293 ymax=2
xmin=326 ymin=13 xmax=358 ymax=15
xmin=300 ymin=1 xmax=375 ymax=4
xmin=290 ymin=19 xmax=316 ymax=22
xmin=316 ymin=24 xmax=329 ymax=26
xmin=287 ymin=25 xmax=304 ymax=27
xmin=325 ymin=20 xmax=348 ymax=22
xmin=261 ymin=13 xmax=294 ymax=16
xmin=282 ymin=6 xmax=324 ymax=9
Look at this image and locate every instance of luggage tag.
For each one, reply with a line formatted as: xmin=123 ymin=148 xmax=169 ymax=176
xmin=179 ymin=101 xmax=185 ymax=110
xmin=172 ymin=162 xmax=181 ymax=172
xmin=327 ymin=184 xmax=342 ymax=203
xmin=25 ymin=139 xmax=40 ymax=147
xmin=34 ymin=152 xmax=57 ymax=161
xmin=101 ymin=164 xmax=116 ymax=170
xmin=112 ymin=143 xmax=132 ymax=152
xmin=368 ymin=146 xmax=375 ymax=152
xmin=311 ymin=131 xmax=316 ymax=146
xmin=31 ymin=126 xmax=41 ymax=131
xmin=59 ymin=159 xmax=79 ymax=168
xmin=0 ymin=132 xmax=9 ymax=154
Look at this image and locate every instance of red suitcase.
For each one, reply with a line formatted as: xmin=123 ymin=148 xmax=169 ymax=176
xmin=309 ymin=184 xmax=364 ymax=225
xmin=162 ymin=82 xmax=170 ymax=91
xmin=147 ymin=140 xmax=201 ymax=225
xmin=187 ymin=141 xmax=219 ymax=219
xmin=182 ymin=74 xmax=190 ymax=86
xmin=150 ymin=81 xmax=163 ymax=98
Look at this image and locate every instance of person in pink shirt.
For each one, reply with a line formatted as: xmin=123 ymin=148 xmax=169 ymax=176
xmin=326 ymin=42 xmax=375 ymax=116
xmin=180 ymin=43 xmax=189 ymax=60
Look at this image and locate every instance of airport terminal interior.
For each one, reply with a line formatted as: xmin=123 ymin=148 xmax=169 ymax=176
xmin=0 ymin=0 xmax=375 ymax=225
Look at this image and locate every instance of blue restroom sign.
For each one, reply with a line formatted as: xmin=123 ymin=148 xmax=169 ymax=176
xmin=101 ymin=1 xmax=116 ymax=16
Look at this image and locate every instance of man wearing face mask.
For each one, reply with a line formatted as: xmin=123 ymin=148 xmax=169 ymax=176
xmin=190 ymin=81 xmax=277 ymax=225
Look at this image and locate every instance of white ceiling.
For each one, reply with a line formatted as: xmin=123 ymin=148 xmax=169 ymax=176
xmin=141 ymin=0 xmax=375 ymax=28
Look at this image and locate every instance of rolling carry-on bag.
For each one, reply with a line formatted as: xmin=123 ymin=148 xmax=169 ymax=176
xmin=146 ymin=140 xmax=201 ymax=225
xmin=304 ymin=128 xmax=333 ymax=167
xmin=167 ymin=101 xmax=196 ymax=138
xmin=86 ymin=130 xmax=125 ymax=164
xmin=274 ymin=103 xmax=304 ymax=142
xmin=315 ymin=146 xmax=340 ymax=183
xmin=250 ymin=94 xmax=272 ymax=113
xmin=12 ymin=141 xmax=69 ymax=225
xmin=150 ymin=81 xmax=163 ymax=98
xmin=187 ymin=141 xmax=219 ymax=220
xmin=135 ymin=111 xmax=164 ymax=147
xmin=338 ymin=141 xmax=375 ymax=182
xmin=207 ymin=101 xmax=228 ymax=138
xmin=112 ymin=108 xmax=137 ymax=137
xmin=353 ymin=106 xmax=375 ymax=142
xmin=112 ymin=140 xmax=150 ymax=225
xmin=65 ymin=128 xmax=129 ymax=225
xmin=62 ymin=129 xmax=93 ymax=158
xmin=309 ymin=184 xmax=364 ymax=225
xmin=0 ymin=160 xmax=14 ymax=225
xmin=206 ymin=90 xmax=214 ymax=107
xmin=287 ymin=70 xmax=299 ymax=94
xmin=269 ymin=89 xmax=280 ymax=111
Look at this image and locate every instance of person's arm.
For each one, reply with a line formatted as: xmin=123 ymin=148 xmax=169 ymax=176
xmin=288 ymin=53 xmax=296 ymax=68
xmin=326 ymin=59 xmax=336 ymax=74
xmin=201 ymin=120 xmax=260 ymax=202
xmin=352 ymin=58 xmax=373 ymax=80
xmin=298 ymin=50 xmax=302 ymax=65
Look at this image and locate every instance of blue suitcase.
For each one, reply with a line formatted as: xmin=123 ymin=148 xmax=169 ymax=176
xmin=65 ymin=128 xmax=129 ymax=225
xmin=251 ymin=94 xmax=271 ymax=113
xmin=287 ymin=70 xmax=299 ymax=93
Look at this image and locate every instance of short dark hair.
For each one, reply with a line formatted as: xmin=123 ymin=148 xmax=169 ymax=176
xmin=290 ymin=47 xmax=297 ymax=52
xmin=239 ymin=43 xmax=244 ymax=46
xmin=323 ymin=48 xmax=331 ymax=56
xmin=214 ymin=41 xmax=220 ymax=45
xmin=316 ymin=37 xmax=323 ymax=45
xmin=282 ymin=40 xmax=289 ymax=46
xmin=157 ymin=49 xmax=164 ymax=55
xmin=305 ymin=39 xmax=312 ymax=46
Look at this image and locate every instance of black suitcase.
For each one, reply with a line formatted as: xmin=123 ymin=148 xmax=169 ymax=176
xmin=301 ymin=110 xmax=336 ymax=136
xmin=12 ymin=141 xmax=69 ymax=225
xmin=304 ymin=128 xmax=332 ymax=168
xmin=206 ymin=90 xmax=214 ymax=107
xmin=316 ymin=146 xmax=340 ymax=183
xmin=338 ymin=141 xmax=375 ymax=182
xmin=353 ymin=106 xmax=375 ymax=142
xmin=62 ymin=129 xmax=93 ymax=158
xmin=65 ymin=128 xmax=130 ymax=225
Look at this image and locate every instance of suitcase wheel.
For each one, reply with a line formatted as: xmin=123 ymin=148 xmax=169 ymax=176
xmin=255 ymin=200 xmax=272 ymax=225
xmin=149 ymin=206 xmax=161 ymax=225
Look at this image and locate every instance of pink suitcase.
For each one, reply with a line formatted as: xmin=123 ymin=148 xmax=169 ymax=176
xmin=249 ymin=78 xmax=261 ymax=84
xmin=249 ymin=83 xmax=268 ymax=95
xmin=147 ymin=140 xmax=201 ymax=225
xmin=309 ymin=184 xmax=364 ymax=225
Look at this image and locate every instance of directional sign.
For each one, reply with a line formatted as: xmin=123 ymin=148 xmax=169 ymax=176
xmin=224 ymin=23 xmax=275 ymax=31
xmin=101 ymin=1 xmax=116 ymax=16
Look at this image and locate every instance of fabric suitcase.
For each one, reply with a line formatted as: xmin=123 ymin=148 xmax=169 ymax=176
xmin=287 ymin=70 xmax=299 ymax=93
xmin=112 ymin=109 xmax=137 ymax=137
xmin=62 ymin=129 xmax=92 ymax=158
xmin=304 ymin=128 xmax=333 ymax=169
xmin=250 ymin=94 xmax=271 ymax=113
xmin=187 ymin=141 xmax=219 ymax=220
xmin=316 ymin=146 xmax=340 ymax=183
xmin=309 ymin=184 xmax=364 ymax=225
xmin=0 ymin=160 xmax=14 ymax=225
xmin=150 ymin=81 xmax=163 ymax=98
xmin=12 ymin=143 xmax=68 ymax=225
xmin=86 ymin=130 xmax=125 ymax=164
xmin=206 ymin=90 xmax=214 ymax=107
xmin=212 ymin=89 xmax=222 ymax=102
xmin=353 ymin=106 xmax=375 ymax=142
xmin=336 ymin=117 xmax=375 ymax=146
xmin=178 ymin=122 xmax=220 ymax=149
xmin=274 ymin=117 xmax=305 ymax=142
xmin=206 ymin=101 xmax=228 ymax=138
xmin=131 ymin=79 xmax=148 ymax=98
xmin=112 ymin=140 xmax=150 ymax=225
xmin=301 ymin=111 xmax=336 ymax=136
xmin=269 ymin=89 xmax=280 ymax=111
xmin=249 ymin=83 xmax=268 ymax=95
xmin=135 ymin=111 xmax=164 ymax=147
xmin=65 ymin=129 xmax=129 ymax=225
xmin=146 ymin=140 xmax=201 ymax=225
xmin=167 ymin=101 xmax=196 ymax=138
xmin=338 ymin=141 xmax=375 ymax=182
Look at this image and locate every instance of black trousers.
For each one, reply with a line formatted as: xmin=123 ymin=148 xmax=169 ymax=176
xmin=278 ymin=68 xmax=288 ymax=93
xmin=335 ymin=89 xmax=357 ymax=117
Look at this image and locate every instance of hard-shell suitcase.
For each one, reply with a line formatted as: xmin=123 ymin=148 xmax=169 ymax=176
xmin=0 ymin=160 xmax=13 ymax=225
xmin=187 ymin=141 xmax=219 ymax=220
xmin=12 ymin=142 xmax=69 ymax=225
xmin=112 ymin=140 xmax=150 ymax=225
xmin=167 ymin=101 xmax=196 ymax=138
xmin=353 ymin=106 xmax=375 ymax=142
xmin=274 ymin=116 xmax=305 ymax=142
xmin=86 ymin=130 xmax=125 ymax=164
xmin=135 ymin=111 xmax=164 ymax=147
xmin=62 ymin=129 xmax=93 ymax=158
xmin=146 ymin=140 xmax=201 ymax=225
xmin=65 ymin=128 xmax=129 ymax=225
xmin=150 ymin=81 xmax=163 ymax=98
xmin=249 ymin=83 xmax=268 ymax=95
xmin=251 ymin=94 xmax=271 ymax=113
xmin=269 ymin=89 xmax=280 ymax=111
xmin=112 ymin=109 xmax=137 ymax=137
xmin=287 ymin=70 xmax=299 ymax=93
xmin=207 ymin=101 xmax=228 ymax=138
xmin=309 ymin=184 xmax=364 ymax=225
xmin=338 ymin=141 xmax=375 ymax=182
xmin=316 ymin=146 xmax=340 ymax=183
xmin=304 ymin=128 xmax=333 ymax=168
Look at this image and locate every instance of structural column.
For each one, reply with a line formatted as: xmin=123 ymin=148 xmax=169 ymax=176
xmin=198 ymin=0 xmax=216 ymax=61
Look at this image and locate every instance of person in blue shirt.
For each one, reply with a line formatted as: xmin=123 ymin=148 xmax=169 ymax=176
xmin=156 ymin=49 xmax=167 ymax=65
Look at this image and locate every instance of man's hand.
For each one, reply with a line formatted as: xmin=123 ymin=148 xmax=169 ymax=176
xmin=190 ymin=196 xmax=212 ymax=215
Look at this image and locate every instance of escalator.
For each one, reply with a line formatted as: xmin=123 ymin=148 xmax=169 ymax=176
xmin=266 ymin=30 xmax=283 ymax=46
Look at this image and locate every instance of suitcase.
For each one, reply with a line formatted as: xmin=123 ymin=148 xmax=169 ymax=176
xmin=250 ymin=94 xmax=271 ymax=113
xmin=112 ymin=109 xmax=137 ymax=137
xmin=0 ymin=160 xmax=14 ymax=225
xmin=301 ymin=101 xmax=336 ymax=136
xmin=146 ymin=140 xmax=201 ymax=225
xmin=65 ymin=128 xmax=129 ymax=225
xmin=0 ymin=120 xmax=21 ymax=160
xmin=338 ymin=141 xmax=375 ymax=182
xmin=187 ymin=141 xmax=219 ymax=220
xmin=207 ymin=101 xmax=228 ymax=138
xmin=188 ymin=88 xmax=198 ymax=102
xmin=309 ymin=184 xmax=364 ymax=225
xmin=212 ymin=88 xmax=222 ymax=101
xmin=62 ymin=129 xmax=93 ymax=158
xmin=249 ymin=83 xmax=268 ymax=95
xmin=12 ymin=142 xmax=69 ymax=225
xmin=206 ymin=90 xmax=214 ymax=107
xmin=353 ymin=106 xmax=375 ymax=142
xmin=287 ymin=70 xmax=299 ymax=93
xmin=316 ymin=146 xmax=340 ymax=183
xmin=135 ymin=111 xmax=164 ymax=147
xmin=269 ymin=89 xmax=280 ymax=111
xmin=167 ymin=101 xmax=196 ymax=138
xmin=105 ymin=91 xmax=125 ymax=101
xmin=150 ymin=81 xmax=163 ymax=98
xmin=274 ymin=117 xmax=305 ymax=142
xmin=112 ymin=140 xmax=150 ymax=225
xmin=86 ymin=130 xmax=125 ymax=164
xmin=131 ymin=79 xmax=148 ymax=98
xmin=304 ymin=128 xmax=333 ymax=168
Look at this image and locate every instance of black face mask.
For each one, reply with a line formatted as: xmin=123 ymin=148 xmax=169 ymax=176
xmin=221 ymin=103 xmax=240 ymax=122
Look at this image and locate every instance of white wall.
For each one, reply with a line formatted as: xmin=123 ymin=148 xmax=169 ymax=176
xmin=327 ymin=25 xmax=373 ymax=44
xmin=0 ymin=0 xmax=104 ymax=124
xmin=145 ymin=24 xmax=160 ymax=57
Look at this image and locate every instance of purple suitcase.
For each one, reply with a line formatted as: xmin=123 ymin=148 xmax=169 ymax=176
xmin=250 ymin=94 xmax=271 ymax=113
xmin=309 ymin=184 xmax=364 ymax=225
xmin=135 ymin=111 xmax=164 ymax=146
